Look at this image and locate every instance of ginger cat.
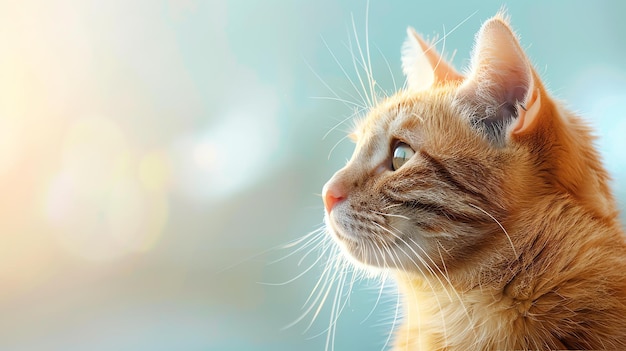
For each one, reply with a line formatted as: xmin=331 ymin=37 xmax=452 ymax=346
xmin=321 ymin=13 xmax=626 ymax=350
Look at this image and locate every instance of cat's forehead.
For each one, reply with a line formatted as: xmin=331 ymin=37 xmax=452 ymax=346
xmin=355 ymin=93 xmax=416 ymax=137
xmin=353 ymin=90 xmax=450 ymax=141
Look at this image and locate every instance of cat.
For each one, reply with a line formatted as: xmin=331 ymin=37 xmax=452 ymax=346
xmin=321 ymin=12 xmax=626 ymax=350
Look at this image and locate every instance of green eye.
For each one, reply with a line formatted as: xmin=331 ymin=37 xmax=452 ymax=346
xmin=392 ymin=142 xmax=415 ymax=171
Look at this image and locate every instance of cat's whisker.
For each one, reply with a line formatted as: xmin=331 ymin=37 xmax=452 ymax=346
xmin=324 ymin=255 xmax=354 ymax=351
xmin=385 ymin=246 xmax=416 ymax=347
xmin=299 ymin=252 xmax=343 ymax=334
xmin=325 ymin=267 xmax=342 ymax=351
xmin=371 ymin=223 xmax=448 ymax=325
xmin=436 ymin=240 xmax=451 ymax=286
xmin=348 ymin=14 xmax=375 ymax=109
xmin=296 ymin=238 xmax=327 ymax=267
xmin=382 ymin=203 xmax=403 ymax=211
xmin=296 ymin=244 xmax=356 ymax=349
xmin=285 ymin=274 xmax=332 ymax=331
xmin=400 ymin=244 xmax=454 ymax=345
xmin=320 ymin=36 xmax=370 ymax=111
xmin=323 ymin=106 xmax=366 ymax=141
xmin=405 ymin=236 xmax=478 ymax=335
xmin=376 ymin=44 xmax=398 ymax=95
xmin=337 ymin=35 xmax=368 ymax=111
xmin=280 ymin=225 xmax=326 ymax=250
xmin=423 ymin=10 xmax=478 ymax=57
xmin=378 ymin=222 xmax=481 ymax=344
xmin=360 ymin=271 xmax=387 ymax=324
xmin=374 ymin=203 xmax=482 ymax=344
xmin=310 ymin=96 xmax=367 ymax=110
xmin=370 ymin=239 xmax=384 ymax=271
xmin=363 ymin=0 xmax=377 ymax=107
xmin=402 ymin=237 xmax=455 ymax=292
xmin=295 ymin=231 xmax=336 ymax=267
xmin=301 ymin=253 xmax=335 ymax=310
xmin=380 ymin=223 xmax=453 ymax=297
xmin=372 ymin=223 xmax=436 ymax=280
xmin=327 ymin=134 xmax=351 ymax=160
xmin=469 ymin=203 xmax=518 ymax=258
xmin=369 ymin=209 xmax=410 ymax=220
xmin=433 ymin=26 xmax=446 ymax=74
xmin=260 ymin=239 xmax=332 ymax=287
xmin=305 ymin=57 xmax=363 ymax=112
xmin=218 ymin=225 xmax=326 ymax=275
xmin=380 ymin=281 xmax=402 ymax=351
xmin=302 ymin=246 xmax=339 ymax=300
xmin=269 ymin=228 xmax=325 ymax=265
xmin=282 ymin=239 xmax=336 ymax=332
xmin=387 ymin=234 xmax=439 ymax=346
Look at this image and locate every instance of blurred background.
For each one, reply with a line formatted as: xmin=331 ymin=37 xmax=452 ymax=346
xmin=1 ymin=0 xmax=625 ymax=350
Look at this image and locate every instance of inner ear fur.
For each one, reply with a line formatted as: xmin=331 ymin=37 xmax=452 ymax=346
xmin=458 ymin=15 xmax=543 ymax=141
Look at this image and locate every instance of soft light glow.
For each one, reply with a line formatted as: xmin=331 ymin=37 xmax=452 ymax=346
xmin=171 ymin=94 xmax=281 ymax=201
xmin=0 ymin=112 xmax=24 ymax=178
xmin=139 ymin=151 xmax=171 ymax=192
xmin=193 ymin=141 xmax=218 ymax=172
xmin=44 ymin=117 xmax=169 ymax=261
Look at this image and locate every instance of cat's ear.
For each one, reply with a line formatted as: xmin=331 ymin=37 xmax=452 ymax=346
xmin=402 ymin=27 xmax=463 ymax=91
xmin=459 ymin=15 xmax=542 ymax=141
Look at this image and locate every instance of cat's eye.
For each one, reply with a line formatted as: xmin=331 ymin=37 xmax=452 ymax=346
xmin=392 ymin=142 xmax=415 ymax=171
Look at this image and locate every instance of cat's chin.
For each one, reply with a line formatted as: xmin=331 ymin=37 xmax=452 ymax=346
xmin=330 ymin=232 xmax=389 ymax=270
xmin=325 ymin=215 xmax=383 ymax=266
xmin=335 ymin=235 xmax=438 ymax=276
xmin=326 ymin=219 xmax=436 ymax=274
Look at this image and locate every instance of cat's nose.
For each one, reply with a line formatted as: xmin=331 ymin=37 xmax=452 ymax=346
xmin=322 ymin=180 xmax=346 ymax=213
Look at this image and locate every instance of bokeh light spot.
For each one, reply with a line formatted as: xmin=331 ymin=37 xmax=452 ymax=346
xmin=139 ymin=151 xmax=171 ymax=192
xmin=0 ymin=117 xmax=23 ymax=177
xmin=44 ymin=117 xmax=169 ymax=261
xmin=171 ymin=93 xmax=282 ymax=202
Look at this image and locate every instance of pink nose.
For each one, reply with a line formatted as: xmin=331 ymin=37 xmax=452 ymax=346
xmin=322 ymin=181 xmax=346 ymax=213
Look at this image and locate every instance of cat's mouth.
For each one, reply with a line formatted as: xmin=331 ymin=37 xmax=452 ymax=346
xmin=325 ymin=211 xmax=359 ymax=243
xmin=325 ymin=203 xmax=454 ymax=275
xmin=325 ymin=207 xmax=418 ymax=267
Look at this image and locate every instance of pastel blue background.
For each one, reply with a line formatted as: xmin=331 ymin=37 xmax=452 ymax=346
xmin=1 ymin=1 xmax=625 ymax=350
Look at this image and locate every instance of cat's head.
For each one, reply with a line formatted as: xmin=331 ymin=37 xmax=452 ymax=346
xmin=322 ymin=14 xmax=616 ymax=282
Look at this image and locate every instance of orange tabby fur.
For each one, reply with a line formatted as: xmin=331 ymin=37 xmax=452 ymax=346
xmin=322 ymin=13 xmax=626 ymax=350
